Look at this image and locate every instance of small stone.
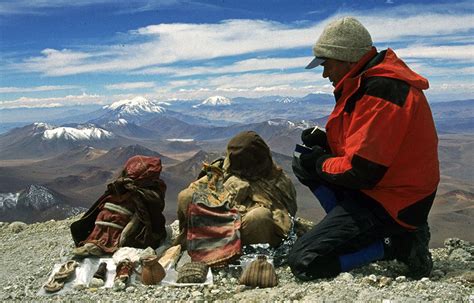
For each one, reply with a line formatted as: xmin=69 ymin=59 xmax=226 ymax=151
xmin=72 ymin=282 xmax=86 ymax=290
xmin=448 ymin=248 xmax=472 ymax=262
xmin=461 ymin=271 xmax=474 ymax=283
xmin=229 ymin=277 xmax=237 ymax=284
xmin=89 ymin=277 xmax=105 ymax=288
xmin=235 ymin=285 xmax=247 ymax=293
xmin=126 ymin=286 xmax=136 ymax=293
xmin=139 ymin=247 xmax=156 ymax=260
xmin=113 ymin=280 xmax=126 ymax=291
xmin=395 ymin=276 xmax=407 ymax=283
xmin=431 ymin=269 xmax=445 ymax=279
xmin=362 ymin=275 xmax=378 ymax=285
xmin=191 ymin=290 xmax=202 ymax=297
xmin=8 ymin=222 xmax=27 ymax=233
xmin=211 ymin=289 xmax=221 ymax=294
xmin=444 ymin=238 xmax=462 ymax=250
xmin=415 ymin=281 xmax=427 ymax=290
xmin=339 ymin=272 xmax=354 ymax=281
xmin=379 ymin=276 xmax=393 ymax=287
xmin=420 ymin=277 xmax=430 ymax=282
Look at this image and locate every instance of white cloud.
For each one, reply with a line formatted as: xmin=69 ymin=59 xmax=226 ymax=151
xmin=0 ymin=0 xmax=126 ymax=15
xmin=105 ymin=82 xmax=156 ymax=90
xmin=430 ymin=82 xmax=474 ymax=92
xmin=211 ymin=72 xmax=312 ymax=88
xmin=426 ymin=81 xmax=474 ymax=101
xmin=359 ymin=14 xmax=474 ymax=42
xmin=136 ymin=56 xmax=310 ymax=76
xmin=396 ymin=45 xmax=474 ymax=61
xmin=0 ymin=93 xmax=104 ymax=109
xmin=148 ymin=69 xmax=331 ymax=100
xmin=3 ymin=1 xmax=474 ymax=103
xmin=0 ymin=85 xmax=78 ymax=93
xmin=0 ymin=0 xmax=188 ymax=15
xmin=413 ymin=65 xmax=473 ymax=78
xmin=17 ymin=19 xmax=319 ymax=76
xmin=154 ymin=84 xmax=331 ymax=100
xmin=15 ymin=11 xmax=474 ymax=78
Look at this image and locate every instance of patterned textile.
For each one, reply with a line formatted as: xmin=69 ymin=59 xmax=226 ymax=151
xmin=71 ymin=155 xmax=167 ymax=253
xmin=186 ymin=164 xmax=242 ymax=266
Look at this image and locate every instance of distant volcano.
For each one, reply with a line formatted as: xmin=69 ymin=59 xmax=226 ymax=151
xmin=193 ymin=96 xmax=232 ymax=108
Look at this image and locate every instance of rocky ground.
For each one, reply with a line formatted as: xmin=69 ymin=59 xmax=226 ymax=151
xmin=0 ymin=217 xmax=473 ymax=302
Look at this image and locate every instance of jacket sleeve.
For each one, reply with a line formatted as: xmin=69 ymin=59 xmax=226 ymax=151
xmin=315 ymin=81 xmax=414 ymax=189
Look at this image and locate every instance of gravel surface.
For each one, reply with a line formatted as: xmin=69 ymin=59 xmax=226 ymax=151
xmin=0 ymin=218 xmax=473 ymax=302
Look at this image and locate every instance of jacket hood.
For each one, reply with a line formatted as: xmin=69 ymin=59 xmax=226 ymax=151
xmin=364 ymin=48 xmax=429 ymax=90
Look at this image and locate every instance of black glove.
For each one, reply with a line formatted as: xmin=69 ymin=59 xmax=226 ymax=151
xmin=292 ymin=156 xmax=318 ymax=187
xmin=299 ymin=145 xmax=327 ymax=174
xmin=292 ymin=145 xmax=327 ymax=187
xmin=301 ymin=127 xmax=329 ymax=150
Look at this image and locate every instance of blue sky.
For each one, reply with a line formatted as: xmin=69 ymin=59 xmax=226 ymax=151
xmin=0 ymin=0 xmax=473 ymax=109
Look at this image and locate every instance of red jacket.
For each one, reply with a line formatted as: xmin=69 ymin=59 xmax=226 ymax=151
xmin=316 ymin=47 xmax=440 ymax=228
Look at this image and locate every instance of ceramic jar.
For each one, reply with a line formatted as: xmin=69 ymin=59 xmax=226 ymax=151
xmin=140 ymin=255 xmax=166 ymax=285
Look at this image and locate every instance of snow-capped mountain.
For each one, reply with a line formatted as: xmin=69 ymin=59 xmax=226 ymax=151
xmin=0 ymin=185 xmax=86 ymax=223
xmin=106 ymin=118 xmax=128 ymax=126
xmin=266 ymin=119 xmax=314 ymax=130
xmin=103 ymin=96 xmax=166 ymax=116
xmin=0 ymin=193 xmax=20 ymax=209
xmin=193 ymin=96 xmax=232 ymax=108
xmin=91 ymin=96 xmax=214 ymax=126
xmin=276 ymin=97 xmax=298 ymax=104
xmin=26 ymin=122 xmax=114 ymax=142
xmin=32 ymin=122 xmax=54 ymax=132
xmin=0 ymin=122 xmax=126 ymax=159
xmin=91 ymin=96 xmax=170 ymax=125
xmin=42 ymin=124 xmax=114 ymax=141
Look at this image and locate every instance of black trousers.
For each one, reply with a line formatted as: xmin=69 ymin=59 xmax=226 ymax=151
xmin=288 ymin=189 xmax=409 ymax=280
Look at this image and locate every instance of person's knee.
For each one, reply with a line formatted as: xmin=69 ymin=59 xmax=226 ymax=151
xmin=288 ymin=235 xmax=342 ymax=280
xmin=243 ymin=206 xmax=272 ymax=223
xmin=241 ymin=207 xmax=280 ymax=246
xmin=177 ymin=188 xmax=193 ymax=212
xmin=288 ymin=250 xmax=341 ymax=280
xmin=288 ymin=247 xmax=312 ymax=280
xmin=177 ymin=188 xmax=194 ymax=228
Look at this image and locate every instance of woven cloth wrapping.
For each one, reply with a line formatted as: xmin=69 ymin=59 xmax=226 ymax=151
xmin=186 ymin=164 xmax=242 ymax=267
xmin=71 ymin=155 xmax=167 ymax=252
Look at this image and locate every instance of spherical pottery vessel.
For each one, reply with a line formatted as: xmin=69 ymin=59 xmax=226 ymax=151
xmin=141 ymin=255 xmax=166 ymax=285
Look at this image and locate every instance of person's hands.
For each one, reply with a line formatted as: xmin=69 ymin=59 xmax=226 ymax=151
xmin=292 ymin=155 xmax=317 ymax=187
xmin=299 ymin=145 xmax=327 ymax=173
xmin=292 ymin=145 xmax=327 ymax=187
xmin=301 ymin=127 xmax=327 ymax=149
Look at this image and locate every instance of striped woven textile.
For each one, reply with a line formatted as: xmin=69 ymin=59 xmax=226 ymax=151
xmin=239 ymin=255 xmax=278 ymax=288
xmin=187 ymin=198 xmax=242 ymax=267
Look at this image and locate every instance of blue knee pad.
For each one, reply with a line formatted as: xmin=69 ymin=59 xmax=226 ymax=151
xmin=338 ymin=240 xmax=385 ymax=272
xmin=311 ymin=185 xmax=338 ymax=213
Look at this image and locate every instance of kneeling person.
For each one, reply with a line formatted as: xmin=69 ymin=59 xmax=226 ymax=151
xmin=289 ymin=16 xmax=439 ymax=280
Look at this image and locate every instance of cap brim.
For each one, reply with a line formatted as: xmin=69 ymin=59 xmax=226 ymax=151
xmin=305 ymin=57 xmax=326 ymax=69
